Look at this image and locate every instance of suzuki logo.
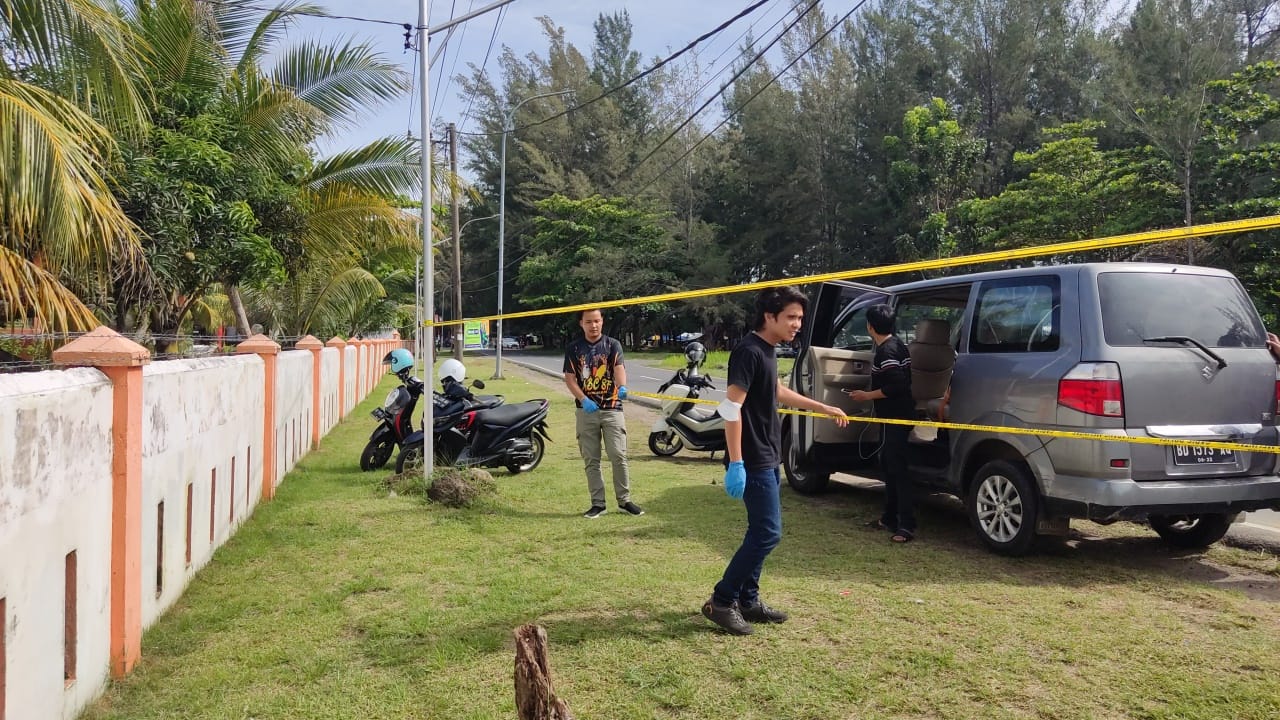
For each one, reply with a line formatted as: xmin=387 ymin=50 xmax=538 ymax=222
xmin=1201 ymin=365 xmax=1214 ymax=380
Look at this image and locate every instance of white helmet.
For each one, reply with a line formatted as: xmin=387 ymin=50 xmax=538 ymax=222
xmin=438 ymin=358 xmax=466 ymax=383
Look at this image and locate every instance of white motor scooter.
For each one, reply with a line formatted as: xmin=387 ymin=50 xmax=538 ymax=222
xmin=648 ymin=343 xmax=726 ymax=458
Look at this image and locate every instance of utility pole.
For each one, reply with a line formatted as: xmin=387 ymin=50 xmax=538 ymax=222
xmin=449 ymin=122 xmax=464 ymax=362
xmin=418 ymin=0 xmax=434 ymax=483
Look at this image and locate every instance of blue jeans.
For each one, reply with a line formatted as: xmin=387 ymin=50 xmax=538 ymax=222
xmin=713 ymin=467 xmax=782 ymax=607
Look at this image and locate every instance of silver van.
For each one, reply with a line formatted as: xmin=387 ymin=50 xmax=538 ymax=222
xmin=786 ymin=263 xmax=1280 ymax=555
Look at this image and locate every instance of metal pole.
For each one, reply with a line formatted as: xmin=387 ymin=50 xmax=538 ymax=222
xmin=414 ymin=255 xmax=423 ymax=380
xmin=428 ymin=0 xmax=520 ymax=35
xmin=494 ymin=111 xmax=509 ymax=379
xmin=418 ymin=0 xmax=434 ymax=482
xmin=450 ymin=122 xmax=464 ymax=362
xmin=494 ymin=88 xmax=572 ymax=379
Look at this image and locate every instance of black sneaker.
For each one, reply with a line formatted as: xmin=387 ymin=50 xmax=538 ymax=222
xmin=701 ymin=597 xmax=753 ymax=635
xmin=740 ymin=600 xmax=788 ymax=624
xmin=620 ymin=501 xmax=645 ymax=516
xmin=582 ymin=506 xmax=607 ymax=519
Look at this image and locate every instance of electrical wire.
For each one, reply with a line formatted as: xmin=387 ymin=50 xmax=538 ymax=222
xmin=196 ymin=0 xmax=411 ymax=27
xmin=623 ymin=0 xmax=825 ymax=185
xmin=430 ymin=0 xmax=459 ymax=110
xmin=634 ymin=0 xmax=869 ymax=195
xmin=458 ymin=3 xmax=507 ymax=134
xmin=456 ymin=0 xmax=776 ymax=137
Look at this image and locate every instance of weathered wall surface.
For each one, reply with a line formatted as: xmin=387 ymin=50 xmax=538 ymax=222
xmin=274 ymin=350 xmax=312 ymax=484
xmin=320 ymin=347 xmax=339 ymax=435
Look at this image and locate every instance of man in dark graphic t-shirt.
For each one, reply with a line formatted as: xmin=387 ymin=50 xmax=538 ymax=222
xmin=564 ymin=309 xmax=643 ymax=519
xmin=700 ymin=287 xmax=848 ymax=636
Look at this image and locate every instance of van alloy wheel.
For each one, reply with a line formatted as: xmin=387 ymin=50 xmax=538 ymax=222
xmin=966 ymin=459 xmax=1039 ymax=556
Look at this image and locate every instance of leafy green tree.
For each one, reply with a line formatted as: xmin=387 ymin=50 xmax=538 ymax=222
xmin=954 ymin=121 xmax=1181 ymax=259
xmin=0 ymin=0 xmax=148 ymax=331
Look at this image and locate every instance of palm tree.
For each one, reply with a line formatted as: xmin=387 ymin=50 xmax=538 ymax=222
xmin=0 ymin=0 xmax=149 ymax=332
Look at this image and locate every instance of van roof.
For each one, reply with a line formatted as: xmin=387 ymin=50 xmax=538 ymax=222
xmin=878 ymin=262 xmax=1236 ymax=295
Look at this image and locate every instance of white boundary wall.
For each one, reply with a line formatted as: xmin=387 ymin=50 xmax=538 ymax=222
xmin=320 ymin=347 xmax=340 ymax=436
xmin=141 ymin=356 xmax=264 ymax=628
xmin=0 ymin=369 xmax=115 ymax=719
xmin=274 ymin=351 xmax=313 ymax=485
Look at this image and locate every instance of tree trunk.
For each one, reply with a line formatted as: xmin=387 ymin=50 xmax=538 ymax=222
xmin=514 ymin=625 xmax=573 ymax=720
xmin=1184 ymin=154 xmax=1194 ymax=264
xmin=228 ymin=284 xmax=252 ymax=337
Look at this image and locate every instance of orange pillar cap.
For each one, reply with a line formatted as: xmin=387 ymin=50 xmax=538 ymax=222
xmin=296 ymin=335 xmax=323 ymax=351
xmin=236 ymin=334 xmax=280 ymax=355
xmin=326 ymin=337 xmax=347 ymax=349
xmin=53 ymin=326 xmax=150 ymax=367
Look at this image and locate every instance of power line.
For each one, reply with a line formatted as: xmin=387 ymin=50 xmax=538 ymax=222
xmin=635 ymin=0 xmax=871 ymax=196
xmin=430 ymin=0 xmax=459 ymax=110
xmin=456 ymin=0 xmax=776 ymax=137
xmin=437 ymin=0 xmax=475 ymax=115
xmin=197 ymin=0 xmax=412 ymax=28
xmin=459 ymin=3 xmax=507 ymax=134
xmin=623 ymin=0 xmax=825 ymax=183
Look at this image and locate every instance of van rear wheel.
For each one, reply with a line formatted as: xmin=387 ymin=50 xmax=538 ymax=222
xmin=966 ymin=459 xmax=1039 ymax=556
xmin=1149 ymin=513 xmax=1232 ymax=549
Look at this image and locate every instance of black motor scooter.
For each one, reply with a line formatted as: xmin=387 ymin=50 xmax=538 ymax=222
xmin=361 ymin=371 xmax=501 ymax=471
xmin=396 ymin=397 xmax=552 ymax=475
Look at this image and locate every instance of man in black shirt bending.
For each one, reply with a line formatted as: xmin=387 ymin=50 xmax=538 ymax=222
xmin=847 ymin=303 xmax=916 ymax=543
xmin=701 ymin=287 xmax=849 ymax=636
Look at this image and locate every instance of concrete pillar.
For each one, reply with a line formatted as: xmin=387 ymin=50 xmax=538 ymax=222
xmin=296 ymin=335 xmax=323 ymax=449
xmin=327 ymin=337 xmax=347 ymax=417
xmin=237 ymin=334 xmax=280 ymax=501
xmin=52 ymin=327 xmax=149 ymax=678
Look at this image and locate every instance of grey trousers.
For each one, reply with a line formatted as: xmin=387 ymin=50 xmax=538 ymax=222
xmin=576 ymin=408 xmax=631 ymax=506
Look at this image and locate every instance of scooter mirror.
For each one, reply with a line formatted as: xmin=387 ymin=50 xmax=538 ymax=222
xmin=472 ymin=379 xmax=486 ymax=390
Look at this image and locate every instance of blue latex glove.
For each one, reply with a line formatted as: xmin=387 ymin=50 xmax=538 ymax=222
xmin=580 ymin=397 xmax=599 ymax=413
xmin=617 ymin=385 xmax=628 ymax=400
xmin=724 ymin=461 xmax=746 ymax=499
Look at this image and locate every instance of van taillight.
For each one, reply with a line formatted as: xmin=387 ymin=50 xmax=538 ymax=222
xmin=1058 ymin=362 xmax=1124 ymax=418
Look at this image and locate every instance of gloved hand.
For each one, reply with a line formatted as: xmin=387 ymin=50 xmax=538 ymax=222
xmin=724 ymin=461 xmax=746 ymax=499
xmin=617 ymin=385 xmax=628 ymax=400
xmin=580 ymin=397 xmax=599 ymax=413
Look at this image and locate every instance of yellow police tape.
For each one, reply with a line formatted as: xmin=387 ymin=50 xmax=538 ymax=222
xmin=425 ymin=213 xmax=1280 ymax=328
xmin=626 ymin=390 xmax=1280 ymax=455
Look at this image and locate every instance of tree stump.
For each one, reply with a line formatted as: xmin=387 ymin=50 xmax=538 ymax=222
xmin=514 ymin=624 xmax=574 ymax=720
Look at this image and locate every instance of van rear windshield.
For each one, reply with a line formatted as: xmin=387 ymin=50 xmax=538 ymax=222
xmin=1098 ymin=272 xmax=1265 ymax=348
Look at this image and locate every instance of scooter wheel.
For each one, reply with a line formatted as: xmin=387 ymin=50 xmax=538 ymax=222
xmin=648 ymin=431 xmax=683 ymax=457
xmin=507 ymin=434 xmax=545 ymax=474
xmin=361 ymin=438 xmax=395 ymax=471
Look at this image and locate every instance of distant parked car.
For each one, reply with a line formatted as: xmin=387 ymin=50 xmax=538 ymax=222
xmin=775 ymin=341 xmax=797 ymax=358
xmin=501 ymin=336 xmax=520 ymax=349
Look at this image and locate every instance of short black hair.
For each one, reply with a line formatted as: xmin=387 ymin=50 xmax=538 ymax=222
xmin=580 ymin=308 xmax=603 ymax=320
xmin=752 ymin=286 xmax=808 ymax=330
xmin=866 ymin=304 xmax=896 ymax=335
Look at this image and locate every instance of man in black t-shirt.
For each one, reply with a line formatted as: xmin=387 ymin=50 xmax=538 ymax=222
xmin=701 ymin=287 xmax=849 ymax=636
xmin=563 ymin=309 xmax=643 ymax=519
xmin=847 ymin=303 xmax=916 ymax=542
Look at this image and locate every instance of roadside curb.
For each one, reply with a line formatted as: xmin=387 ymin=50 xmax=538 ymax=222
xmin=507 ymin=358 xmax=663 ymax=410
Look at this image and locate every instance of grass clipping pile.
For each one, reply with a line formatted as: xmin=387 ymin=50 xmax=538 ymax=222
xmin=382 ymin=466 xmax=498 ymax=507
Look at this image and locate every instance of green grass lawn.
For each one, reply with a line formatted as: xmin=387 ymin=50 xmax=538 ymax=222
xmin=82 ymin=369 xmax=1280 ymax=720
xmin=647 ymin=349 xmax=795 ymax=379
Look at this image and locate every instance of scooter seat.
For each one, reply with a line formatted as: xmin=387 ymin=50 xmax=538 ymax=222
xmin=684 ymin=405 xmax=719 ymax=422
xmin=473 ymin=400 xmax=545 ymax=426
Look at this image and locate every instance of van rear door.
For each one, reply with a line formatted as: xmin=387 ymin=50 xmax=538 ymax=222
xmin=1092 ymin=268 xmax=1279 ymax=480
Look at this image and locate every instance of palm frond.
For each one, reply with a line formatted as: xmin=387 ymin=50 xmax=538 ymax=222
xmin=233 ymin=0 xmax=324 ymax=75
xmin=0 ymin=78 xmax=139 ymax=270
xmin=305 ymin=136 xmax=420 ymax=196
xmin=223 ymin=68 xmax=319 ymax=167
xmin=271 ymin=39 xmax=408 ymax=129
xmin=2 ymin=0 xmax=149 ymax=133
xmin=129 ymin=0 xmax=224 ymax=93
xmin=0 ymin=245 xmax=99 ymax=332
xmin=302 ymin=186 xmax=420 ymax=261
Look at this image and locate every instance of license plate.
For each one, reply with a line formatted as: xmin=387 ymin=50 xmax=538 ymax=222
xmin=1172 ymin=445 xmax=1235 ymax=465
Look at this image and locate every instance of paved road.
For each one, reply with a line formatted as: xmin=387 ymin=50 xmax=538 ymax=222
xmin=504 ymin=350 xmax=727 ymax=408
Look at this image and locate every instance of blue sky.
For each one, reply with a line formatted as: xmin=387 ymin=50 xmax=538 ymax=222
xmin=280 ymin=0 xmax=799 ymax=157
